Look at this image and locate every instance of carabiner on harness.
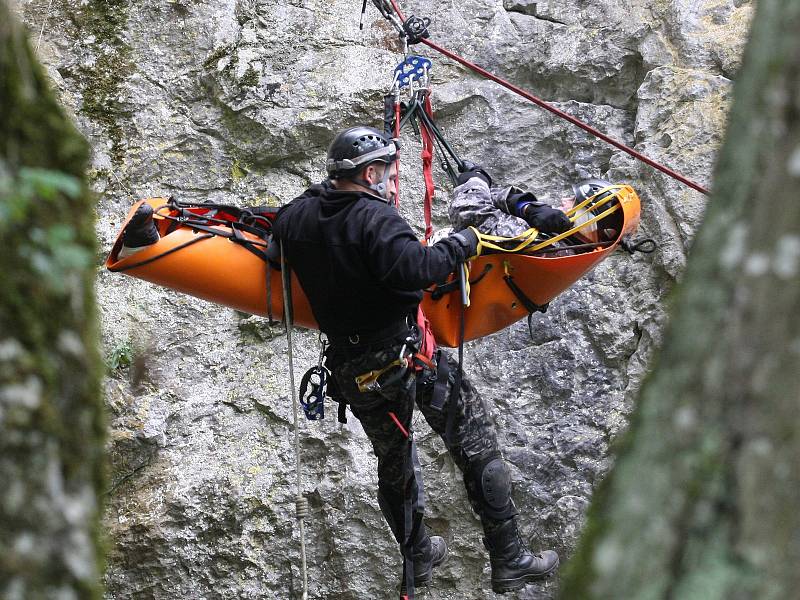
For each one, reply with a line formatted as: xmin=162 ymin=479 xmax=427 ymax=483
xmin=298 ymin=336 xmax=330 ymax=420
xmin=354 ymin=356 xmax=410 ymax=393
xmin=299 ymin=366 xmax=327 ymax=420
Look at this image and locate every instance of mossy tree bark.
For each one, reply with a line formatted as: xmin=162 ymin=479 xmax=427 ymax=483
xmin=561 ymin=2 xmax=800 ymax=599
xmin=0 ymin=3 xmax=104 ymax=599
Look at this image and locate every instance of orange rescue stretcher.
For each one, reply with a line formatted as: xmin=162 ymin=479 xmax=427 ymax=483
xmin=105 ymin=185 xmax=641 ymax=347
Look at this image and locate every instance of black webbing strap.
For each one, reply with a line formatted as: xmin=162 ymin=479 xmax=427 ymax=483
xmin=230 ymin=222 xmax=269 ymax=261
xmin=503 ymin=272 xmax=548 ymax=339
xmin=265 ymin=258 xmax=275 ymax=323
xmin=169 ymin=197 xmax=245 ymax=215
xmin=160 ymin=217 xmax=270 ymax=262
xmin=429 ymin=349 xmax=449 ymax=412
xmin=428 ymin=263 xmax=492 ymax=300
xmin=402 ymin=435 xmax=425 ymax=599
xmin=503 ymin=273 xmax=549 ymax=315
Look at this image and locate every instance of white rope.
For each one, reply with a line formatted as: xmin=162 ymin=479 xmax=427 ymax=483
xmin=280 ymin=241 xmax=309 ymax=599
xmin=35 ymin=0 xmax=55 ymax=53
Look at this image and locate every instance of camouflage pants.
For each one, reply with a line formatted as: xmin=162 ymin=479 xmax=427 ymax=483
xmin=331 ymin=342 xmax=504 ymax=545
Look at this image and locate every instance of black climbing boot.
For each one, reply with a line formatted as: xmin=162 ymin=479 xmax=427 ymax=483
xmin=483 ymin=518 xmax=559 ymax=593
xmin=400 ymin=534 xmax=448 ymax=594
xmin=122 ymin=203 xmax=160 ymax=249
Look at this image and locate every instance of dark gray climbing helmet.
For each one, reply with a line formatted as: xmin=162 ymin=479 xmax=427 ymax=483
xmin=326 ymin=126 xmax=398 ymax=179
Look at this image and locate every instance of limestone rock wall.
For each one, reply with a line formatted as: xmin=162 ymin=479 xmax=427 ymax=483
xmin=12 ymin=0 xmax=750 ymax=597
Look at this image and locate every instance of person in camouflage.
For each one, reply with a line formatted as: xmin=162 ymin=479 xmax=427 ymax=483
xmin=443 ymin=163 xmax=616 ymax=248
xmin=270 ymin=128 xmax=564 ymax=596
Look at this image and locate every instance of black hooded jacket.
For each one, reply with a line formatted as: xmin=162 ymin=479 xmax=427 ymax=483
xmin=271 ymin=181 xmax=472 ymax=338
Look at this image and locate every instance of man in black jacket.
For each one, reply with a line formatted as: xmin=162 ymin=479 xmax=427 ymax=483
xmin=270 ymin=126 xmax=559 ymax=595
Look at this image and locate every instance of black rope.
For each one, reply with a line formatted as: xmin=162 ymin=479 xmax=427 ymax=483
xmin=415 ymin=103 xmax=463 ymax=170
xmin=428 ymin=123 xmax=459 ymax=185
xmin=398 ymin=96 xmax=421 ymax=131
xmin=527 ymin=241 xmax=615 ymax=255
xmin=359 ymin=0 xmax=368 ymax=30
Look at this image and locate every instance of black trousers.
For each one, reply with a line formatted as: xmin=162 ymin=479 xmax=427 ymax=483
xmin=331 ymin=342 xmax=506 ymax=550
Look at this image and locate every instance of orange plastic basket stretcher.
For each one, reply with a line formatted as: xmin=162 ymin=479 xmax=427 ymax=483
xmin=106 ymin=188 xmax=640 ymax=347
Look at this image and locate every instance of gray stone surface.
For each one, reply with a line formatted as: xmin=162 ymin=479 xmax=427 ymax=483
xmin=12 ymin=0 xmax=750 ymax=597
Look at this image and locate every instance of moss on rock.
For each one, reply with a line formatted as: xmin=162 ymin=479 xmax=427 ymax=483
xmin=64 ymin=0 xmax=133 ymax=165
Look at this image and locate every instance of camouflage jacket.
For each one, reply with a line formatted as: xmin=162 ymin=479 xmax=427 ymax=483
xmin=447 ymin=176 xmax=530 ymax=238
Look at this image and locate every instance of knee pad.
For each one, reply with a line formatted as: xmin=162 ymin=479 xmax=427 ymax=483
xmin=466 ymin=452 xmax=518 ymax=521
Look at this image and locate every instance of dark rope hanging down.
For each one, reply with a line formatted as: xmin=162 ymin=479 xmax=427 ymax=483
xmin=374 ymin=0 xmax=711 ymax=196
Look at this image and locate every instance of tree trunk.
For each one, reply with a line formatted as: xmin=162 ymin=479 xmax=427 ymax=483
xmin=560 ymin=2 xmax=800 ymax=599
xmin=0 ymin=3 xmax=104 ymax=598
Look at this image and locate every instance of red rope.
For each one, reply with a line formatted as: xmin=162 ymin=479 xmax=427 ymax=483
xmin=385 ymin=0 xmax=710 ymax=196
xmin=394 ymin=96 xmax=402 ymax=208
xmin=419 ymin=94 xmax=436 ymax=241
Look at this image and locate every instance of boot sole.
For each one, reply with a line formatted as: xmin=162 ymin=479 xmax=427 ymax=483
xmin=490 ymin=557 xmax=559 ymax=594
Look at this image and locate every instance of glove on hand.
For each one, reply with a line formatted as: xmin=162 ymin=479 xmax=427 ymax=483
xmin=508 ymin=192 xmax=571 ymax=234
xmin=522 ymin=203 xmax=572 ymax=234
xmin=450 ymin=227 xmax=480 ymax=260
xmin=456 ymin=160 xmax=493 ymax=187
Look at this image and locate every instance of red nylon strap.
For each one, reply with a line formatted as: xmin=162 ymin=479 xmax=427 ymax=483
xmin=412 ymin=352 xmax=435 ymax=371
xmin=388 ymin=411 xmax=410 ymax=438
xmin=420 ymin=94 xmax=436 ymax=241
xmin=386 ymin=0 xmax=710 ymax=196
xmin=394 ymin=97 xmax=402 ymax=209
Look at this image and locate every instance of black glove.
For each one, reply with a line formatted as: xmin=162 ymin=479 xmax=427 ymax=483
xmin=508 ymin=193 xmax=571 ymax=233
xmin=450 ymin=228 xmax=480 ymax=259
xmin=456 ymin=160 xmax=493 ymax=187
xmin=520 ymin=202 xmax=572 ymax=234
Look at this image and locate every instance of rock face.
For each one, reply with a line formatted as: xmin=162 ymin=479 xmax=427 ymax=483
xmin=12 ymin=0 xmax=750 ymax=597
